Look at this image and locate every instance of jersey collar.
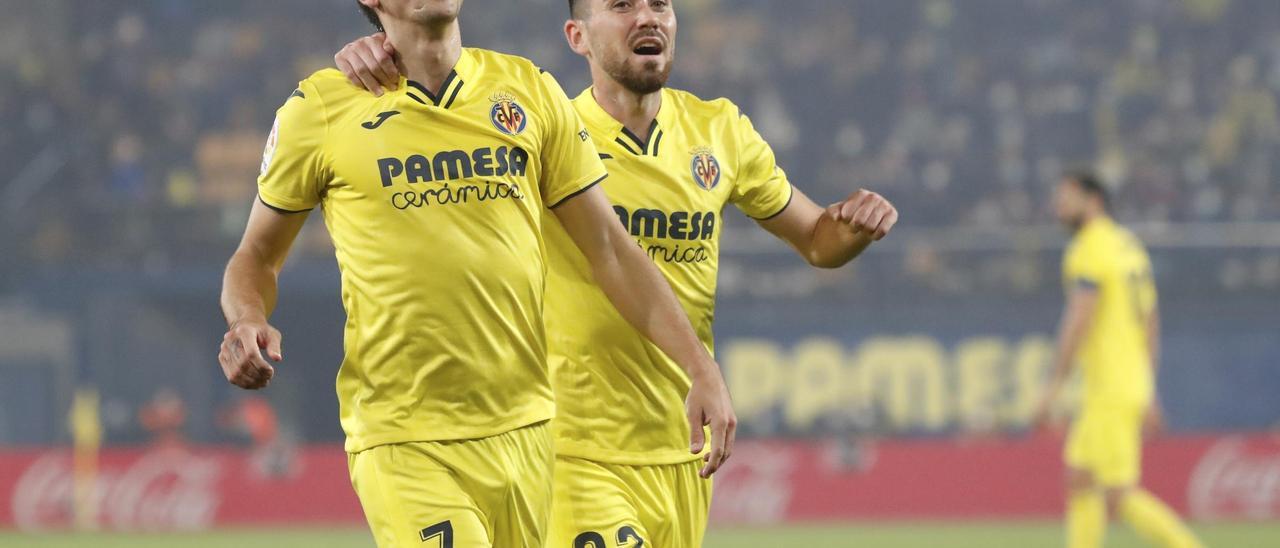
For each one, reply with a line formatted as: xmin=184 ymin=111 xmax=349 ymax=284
xmin=401 ymin=48 xmax=476 ymax=110
xmin=574 ymin=86 xmax=676 ymax=157
xmin=1079 ymin=215 xmax=1114 ymax=236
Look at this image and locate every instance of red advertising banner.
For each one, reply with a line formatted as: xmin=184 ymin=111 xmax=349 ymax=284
xmin=0 ymin=445 xmax=364 ymax=531
xmin=709 ymin=433 xmax=1280 ymax=524
xmin=2 ymin=434 xmax=1278 ymax=531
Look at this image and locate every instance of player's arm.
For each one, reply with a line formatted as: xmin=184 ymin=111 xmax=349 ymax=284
xmin=552 ymin=187 xmax=737 ymax=477
xmin=1033 ymin=284 xmax=1099 ymax=427
xmin=757 ymin=187 xmax=897 ymax=268
xmin=1144 ymin=299 xmax=1166 ymax=434
xmin=221 ymin=79 xmax=325 ymax=391
xmin=219 ymin=200 xmax=308 ymax=390
xmin=731 ymin=107 xmax=896 ymax=267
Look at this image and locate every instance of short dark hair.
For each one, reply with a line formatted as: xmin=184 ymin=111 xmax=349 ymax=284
xmin=358 ymin=1 xmax=384 ymax=32
xmin=568 ymin=0 xmax=587 ymax=18
xmin=1065 ymin=170 xmax=1110 ymax=208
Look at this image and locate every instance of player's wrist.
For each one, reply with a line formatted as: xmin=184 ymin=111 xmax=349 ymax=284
xmin=227 ymin=314 xmax=268 ymax=331
xmin=686 ymin=358 xmax=724 ymax=384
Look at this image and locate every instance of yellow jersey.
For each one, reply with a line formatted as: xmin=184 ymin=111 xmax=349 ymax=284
xmin=1063 ymin=217 xmax=1157 ymax=410
xmin=257 ymin=48 xmax=607 ymax=453
xmin=544 ymin=87 xmax=794 ymax=465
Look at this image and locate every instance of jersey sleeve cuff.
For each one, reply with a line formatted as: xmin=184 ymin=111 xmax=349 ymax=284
xmin=547 ymin=172 xmax=609 ymax=209
xmin=746 ymin=184 xmax=795 ymax=221
xmin=1074 ymin=277 xmax=1100 ymax=290
xmin=257 ymin=192 xmax=316 ymax=214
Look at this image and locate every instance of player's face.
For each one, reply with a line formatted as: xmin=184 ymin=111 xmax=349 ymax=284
xmin=581 ymin=0 xmax=677 ymax=94
xmin=372 ymin=0 xmax=463 ymax=26
xmin=1053 ymin=178 xmax=1088 ymax=232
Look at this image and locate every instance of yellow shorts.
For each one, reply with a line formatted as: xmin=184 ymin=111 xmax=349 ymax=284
xmin=548 ymin=456 xmax=712 ymax=548
xmin=347 ymin=421 xmax=553 ymax=548
xmin=1065 ymin=405 xmax=1144 ymax=487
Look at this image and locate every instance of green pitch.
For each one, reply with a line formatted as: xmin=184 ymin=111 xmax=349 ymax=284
xmin=2 ymin=521 xmax=1277 ymax=547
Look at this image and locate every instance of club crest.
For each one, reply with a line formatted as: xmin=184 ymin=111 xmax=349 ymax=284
xmin=489 ymin=92 xmax=528 ymax=136
xmin=690 ymin=146 xmax=721 ymax=190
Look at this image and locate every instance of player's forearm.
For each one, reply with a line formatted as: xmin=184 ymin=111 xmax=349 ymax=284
xmin=220 ymin=250 xmax=281 ymax=328
xmin=591 ymin=239 xmax=718 ymax=378
xmin=805 ymin=213 xmax=875 ymax=268
xmin=1047 ymin=307 xmax=1091 ymax=396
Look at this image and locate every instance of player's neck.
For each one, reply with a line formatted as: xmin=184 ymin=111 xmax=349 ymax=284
xmin=1082 ymin=209 xmax=1108 ymax=226
xmin=1075 ymin=210 xmax=1109 ymax=233
xmin=592 ymin=79 xmax=662 ymax=142
xmin=384 ymin=20 xmax=462 ymax=94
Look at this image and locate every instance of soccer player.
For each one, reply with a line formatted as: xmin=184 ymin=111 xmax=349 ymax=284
xmin=336 ymin=0 xmax=897 ymax=545
xmin=1034 ymin=172 xmax=1202 ymax=548
xmin=217 ymin=1 xmax=737 ymax=546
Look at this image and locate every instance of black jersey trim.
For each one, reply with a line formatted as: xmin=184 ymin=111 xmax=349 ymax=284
xmin=442 ymin=79 xmax=464 ymax=109
xmin=1074 ymin=278 xmax=1100 ymax=290
xmin=258 ymin=195 xmax=313 ymax=214
xmin=407 ymin=70 xmax=459 ymax=106
xmin=748 ymin=186 xmax=795 ymax=221
xmin=548 ymin=174 xmax=609 ymax=209
xmin=614 ymin=137 xmax=640 ymax=156
xmin=619 ymin=119 xmax=660 ymax=155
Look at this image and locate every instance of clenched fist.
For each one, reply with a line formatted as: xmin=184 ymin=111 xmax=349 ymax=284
xmin=826 ymin=189 xmax=898 ymax=241
xmin=218 ymin=319 xmax=283 ymax=390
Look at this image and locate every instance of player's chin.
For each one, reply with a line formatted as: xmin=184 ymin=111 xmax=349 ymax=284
xmin=631 ymin=61 xmax=671 ymax=87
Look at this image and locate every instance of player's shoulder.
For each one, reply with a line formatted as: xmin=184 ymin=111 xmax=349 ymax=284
xmin=265 ymin=70 xmax=349 ymax=130
xmin=466 ymin=47 xmax=548 ymax=84
xmin=279 ymin=68 xmax=372 ymax=117
xmin=1096 ymin=219 xmax=1144 ymax=251
xmin=1066 ymin=226 xmax=1103 ymax=262
xmin=662 ymin=89 xmax=750 ymax=145
xmin=297 ymin=68 xmax=358 ymax=97
xmin=664 ymin=88 xmax=742 ymax=120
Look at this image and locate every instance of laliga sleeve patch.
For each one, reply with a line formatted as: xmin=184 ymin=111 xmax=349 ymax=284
xmin=260 ymin=116 xmax=280 ymax=176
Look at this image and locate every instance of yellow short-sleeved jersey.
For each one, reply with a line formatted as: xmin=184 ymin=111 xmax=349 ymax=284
xmin=544 ymin=87 xmax=794 ymax=465
xmin=1062 ymin=217 xmax=1157 ymax=410
xmin=257 ymin=48 xmax=607 ymax=453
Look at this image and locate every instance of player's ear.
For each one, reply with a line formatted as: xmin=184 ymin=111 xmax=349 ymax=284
xmin=564 ymin=19 xmax=590 ymax=57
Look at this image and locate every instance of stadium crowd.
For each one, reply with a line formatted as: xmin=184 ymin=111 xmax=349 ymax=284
xmin=3 ymin=0 xmax=1278 ymax=272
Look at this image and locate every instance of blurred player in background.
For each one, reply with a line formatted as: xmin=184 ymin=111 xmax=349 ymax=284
xmin=218 ymin=0 xmax=736 ymax=546
xmin=1035 ymin=172 xmax=1202 ymax=548
xmin=336 ymin=0 xmax=897 ymax=545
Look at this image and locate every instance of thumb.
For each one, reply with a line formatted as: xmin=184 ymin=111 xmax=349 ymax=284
xmin=259 ymin=327 xmax=282 ymax=361
xmin=688 ymin=409 xmax=706 ymax=453
xmin=826 ymin=202 xmax=844 ymax=222
xmin=265 ymin=331 xmax=283 ymax=362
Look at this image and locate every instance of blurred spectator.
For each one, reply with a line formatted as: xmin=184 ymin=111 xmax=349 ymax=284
xmin=138 ymin=387 xmax=187 ymax=447
xmin=219 ymin=395 xmax=296 ymax=478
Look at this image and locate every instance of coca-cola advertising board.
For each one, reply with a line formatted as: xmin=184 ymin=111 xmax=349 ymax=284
xmin=2 ymin=435 xmax=1278 ymax=531
xmin=0 ymin=445 xmax=363 ymax=531
xmin=710 ymin=434 xmax=1280 ymax=524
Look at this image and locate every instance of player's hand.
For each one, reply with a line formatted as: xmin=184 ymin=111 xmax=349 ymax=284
xmin=686 ymin=366 xmax=737 ymax=478
xmin=218 ymin=318 xmax=283 ymax=390
xmin=826 ymin=189 xmax=898 ymax=241
xmin=335 ymin=32 xmax=402 ymax=96
xmin=1143 ymin=403 xmax=1166 ymax=437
